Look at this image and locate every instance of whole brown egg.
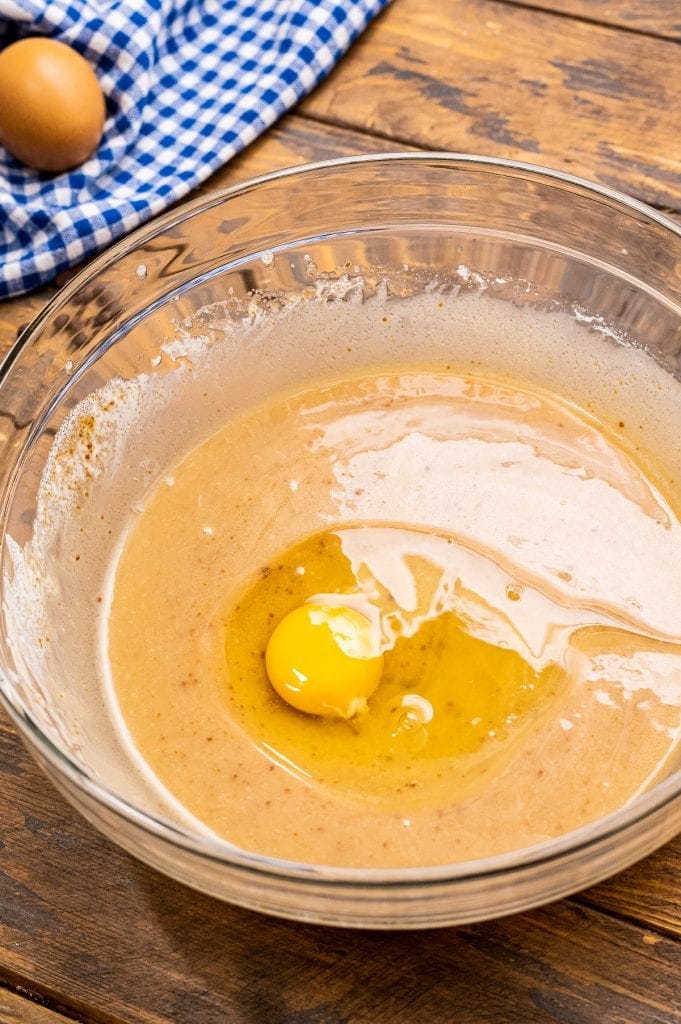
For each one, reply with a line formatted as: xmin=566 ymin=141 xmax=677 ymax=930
xmin=0 ymin=37 xmax=106 ymax=172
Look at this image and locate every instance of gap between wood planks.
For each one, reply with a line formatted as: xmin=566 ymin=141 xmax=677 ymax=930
xmin=294 ymin=106 xmax=680 ymax=220
xmin=572 ymin=895 xmax=681 ymax=947
xmin=297 ymin=0 xmax=681 ymax=213
xmin=0 ymin=980 xmax=91 ymax=1024
xmin=488 ymin=0 xmax=681 ymax=44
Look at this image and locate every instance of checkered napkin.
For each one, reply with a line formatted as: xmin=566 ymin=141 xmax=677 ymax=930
xmin=0 ymin=0 xmax=388 ymax=298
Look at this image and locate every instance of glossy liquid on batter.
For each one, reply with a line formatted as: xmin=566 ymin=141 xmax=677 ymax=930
xmin=108 ymin=367 xmax=681 ymax=867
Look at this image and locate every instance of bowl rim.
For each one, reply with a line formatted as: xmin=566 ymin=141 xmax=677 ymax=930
xmin=3 ymin=150 xmax=681 ymax=889
xmin=6 ymin=690 xmax=681 ymax=887
xmin=7 ymin=150 xmax=681 ymax=365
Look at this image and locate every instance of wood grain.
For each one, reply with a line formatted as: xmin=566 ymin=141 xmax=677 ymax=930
xmin=505 ymin=1 xmax=681 ymax=41
xmin=1 ymin=717 xmax=680 ymax=1024
xmin=301 ymin=0 xmax=681 ymax=210
xmin=578 ymin=839 xmax=681 ymax=940
xmin=0 ymin=988 xmax=82 ymax=1024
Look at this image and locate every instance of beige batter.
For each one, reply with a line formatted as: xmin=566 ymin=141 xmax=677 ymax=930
xmin=108 ymin=365 xmax=681 ymax=867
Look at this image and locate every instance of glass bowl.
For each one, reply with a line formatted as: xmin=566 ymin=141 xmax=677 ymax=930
xmin=2 ymin=153 xmax=681 ymax=930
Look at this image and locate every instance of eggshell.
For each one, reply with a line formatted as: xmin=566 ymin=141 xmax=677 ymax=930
xmin=0 ymin=37 xmax=106 ymax=172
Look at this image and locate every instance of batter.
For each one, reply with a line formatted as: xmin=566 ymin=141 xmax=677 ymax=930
xmin=107 ymin=366 xmax=681 ymax=867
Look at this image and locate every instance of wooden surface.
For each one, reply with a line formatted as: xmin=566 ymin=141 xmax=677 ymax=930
xmin=0 ymin=988 xmax=77 ymax=1024
xmin=1 ymin=2 xmax=681 ymax=1022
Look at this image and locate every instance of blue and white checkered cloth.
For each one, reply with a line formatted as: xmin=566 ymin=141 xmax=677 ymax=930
xmin=0 ymin=0 xmax=388 ymax=297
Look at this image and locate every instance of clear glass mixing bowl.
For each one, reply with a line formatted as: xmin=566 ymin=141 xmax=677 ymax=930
xmin=1 ymin=154 xmax=681 ymax=929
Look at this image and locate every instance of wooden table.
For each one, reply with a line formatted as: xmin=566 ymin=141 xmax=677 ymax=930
xmin=1 ymin=2 xmax=681 ymax=1022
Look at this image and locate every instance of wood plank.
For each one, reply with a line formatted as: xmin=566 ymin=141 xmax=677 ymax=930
xmin=198 ymin=113 xmax=411 ymax=195
xmin=300 ymin=0 xmax=681 ymax=210
xmin=1 ymin=715 xmax=680 ymax=1024
xmin=0 ymin=987 xmax=84 ymax=1024
xmin=578 ymin=838 xmax=681 ymax=939
xmin=502 ymin=1 xmax=681 ymax=42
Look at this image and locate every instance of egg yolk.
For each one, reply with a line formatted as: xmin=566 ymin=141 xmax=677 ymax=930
xmin=265 ymin=603 xmax=384 ymax=719
xmin=224 ymin=529 xmax=567 ymax=805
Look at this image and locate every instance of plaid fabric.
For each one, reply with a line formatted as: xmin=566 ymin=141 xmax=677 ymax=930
xmin=0 ymin=0 xmax=388 ymax=297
